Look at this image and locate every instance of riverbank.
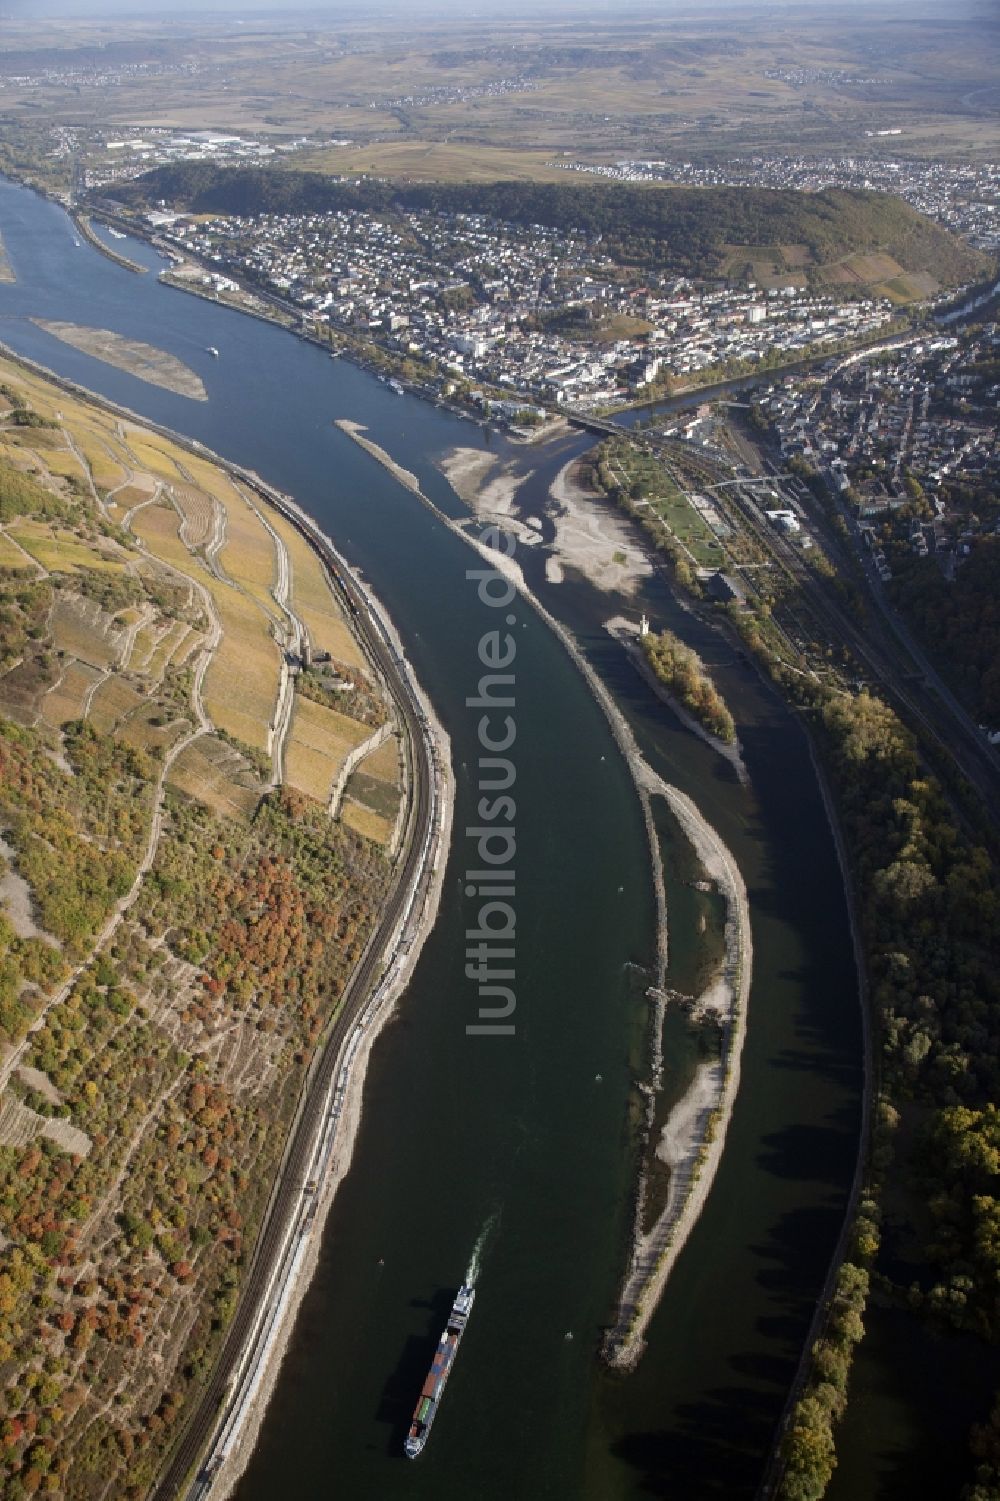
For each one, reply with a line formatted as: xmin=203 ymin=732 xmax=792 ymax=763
xmin=434 ymin=445 xmax=652 ymax=591
xmin=141 ymin=233 xmax=501 ymax=431
xmin=757 ymin=733 xmax=872 ymax=1499
xmin=437 ymin=444 xmax=525 ymax=517
xmin=547 ymin=457 xmax=652 ymax=593
xmin=209 ymin=620 xmax=455 ymax=1501
xmin=172 ymin=474 xmax=453 ymax=1501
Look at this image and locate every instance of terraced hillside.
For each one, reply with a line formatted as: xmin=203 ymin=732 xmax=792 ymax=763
xmin=0 ymin=357 xmax=402 ymax=1500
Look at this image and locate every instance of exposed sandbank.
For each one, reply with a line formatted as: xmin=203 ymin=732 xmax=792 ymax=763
xmin=437 ymin=445 xmax=543 ymax=548
xmin=548 ymin=456 xmax=653 ymax=595
xmin=604 ymin=777 xmax=751 ymax=1369
xmin=33 ymin=321 xmax=207 ymax=401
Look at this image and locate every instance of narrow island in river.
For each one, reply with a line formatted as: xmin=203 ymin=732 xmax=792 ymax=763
xmin=0 ymin=349 xmax=451 ymax=1499
xmin=642 ymin=627 xmax=736 ymax=745
xmin=0 ymin=231 xmax=14 ymax=286
xmin=32 ymin=320 xmax=207 ymax=401
xmin=604 ymin=778 xmax=751 ymax=1368
xmin=608 ymin=618 xmax=749 ymax=785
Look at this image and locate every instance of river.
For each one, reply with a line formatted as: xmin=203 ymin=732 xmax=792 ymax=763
xmin=0 ymin=178 xmax=861 ymax=1500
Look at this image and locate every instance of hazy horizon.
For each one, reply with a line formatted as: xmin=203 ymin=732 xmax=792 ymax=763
xmin=3 ymin=0 xmax=974 ymax=17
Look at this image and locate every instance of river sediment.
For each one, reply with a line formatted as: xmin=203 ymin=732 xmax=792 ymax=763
xmin=603 ymin=778 xmax=751 ymax=1368
xmin=32 ymin=319 xmax=207 ymax=399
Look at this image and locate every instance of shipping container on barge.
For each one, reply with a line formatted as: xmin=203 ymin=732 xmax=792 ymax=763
xmin=404 ymin=1283 xmax=475 ymax=1458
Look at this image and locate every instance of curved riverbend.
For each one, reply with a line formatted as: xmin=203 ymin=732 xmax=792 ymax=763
xmin=0 ymin=176 xmax=863 ymax=1501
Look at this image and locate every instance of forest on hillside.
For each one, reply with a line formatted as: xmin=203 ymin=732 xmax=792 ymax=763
xmin=105 ymin=166 xmax=990 ymax=286
xmin=892 ymin=539 xmax=1000 ymax=728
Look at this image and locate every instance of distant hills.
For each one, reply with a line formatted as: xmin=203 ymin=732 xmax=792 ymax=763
xmin=106 ymin=164 xmax=991 ymax=296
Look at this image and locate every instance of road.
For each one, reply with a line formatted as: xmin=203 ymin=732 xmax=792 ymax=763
xmin=150 ymin=480 xmax=441 ymax=1501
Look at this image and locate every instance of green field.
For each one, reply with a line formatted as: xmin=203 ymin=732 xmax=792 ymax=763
xmin=6 ymin=523 xmax=126 ymax=575
xmin=610 ymin=449 xmax=724 ymax=569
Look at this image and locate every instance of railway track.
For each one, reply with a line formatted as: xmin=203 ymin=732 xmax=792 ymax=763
xmin=150 ymin=487 xmax=438 ymax=1501
xmin=727 ymin=473 xmax=1000 ymax=816
xmin=659 ymin=435 xmax=1000 ymax=817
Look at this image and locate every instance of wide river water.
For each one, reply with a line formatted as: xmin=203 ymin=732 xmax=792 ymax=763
xmin=0 ymin=180 xmax=862 ymax=1500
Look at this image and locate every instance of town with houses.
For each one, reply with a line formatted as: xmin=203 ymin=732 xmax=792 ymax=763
xmin=81 ymin=129 xmax=320 ymax=194
xmin=61 ymin=124 xmax=1000 ymax=614
xmin=372 ymin=74 xmax=537 ymax=111
xmin=140 ymin=202 xmax=898 ymax=410
xmin=1 ymin=57 xmax=203 ymax=93
xmin=754 ymin=323 xmax=1000 ymax=581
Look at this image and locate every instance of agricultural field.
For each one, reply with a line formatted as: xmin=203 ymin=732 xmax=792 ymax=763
xmin=357 ymin=731 xmax=401 ymax=786
xmin=342 ymin=731 xmax=404 ymax=847
xmin=30 ymin=445 xmax=87 ymax=486
xmin=344 ymin=768 xmax=400 ymax=821
xmin=49 ymin=594 xmax=127 ymax=669
xmin=129 ymin=500 xmax=197 ymax=574
xmin=170 ymin=483 xmax=216 ymax=548
xmin=120 ymin=436 xmax=184 ymax=481
xmin=819 ymin=262 xmax=939 ymax=303
xmin=5 ymin=522 xmax=128 ymax=575
xmin=116 ymin=701 xmax=191 ymax=757
xmin=40 ymin=660 xmax=104 ymax=727
xmin=166 ymin=734 xmax=263 ymax=822
xmin=201 ymin=583 xmax=279 ymax=753
xmin=0 ymin=352 xmax=397 ymax=1500
xmin=341 ymin=798 xmax=395 ymax=846
xmin=215 ymin=487 xmax=280 ymax=618
xmin=297 ymin=139 xmax=574 ymax=184
xmin=284 ymin=694 xmax=370 ymax=804
xmin=144 ymin=619 xmax=197 ymax=680
xmin=69 ymin=427 xmax=127 ymax=494
xmin=0 ymin=531 xmax=36 ymax=569
xmin=131 ymin=497 xmax=279 ymax=752
xmin=268 ymin=510 xmax=363 ymax=669
xmin=87 ymin=676 xmax=146 ymax=735
xmin=721 ymin=243 xmax=809 ymax=290
xmin=108 ymin=482 xmax=156 ymax=511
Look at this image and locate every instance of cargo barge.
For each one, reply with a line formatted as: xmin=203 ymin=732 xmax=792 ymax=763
xmin=404 ymin=1283 xmax=475 ymax=1458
